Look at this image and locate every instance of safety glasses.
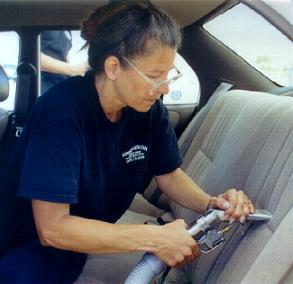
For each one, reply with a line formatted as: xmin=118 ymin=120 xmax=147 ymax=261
xmin=122 ymin=56 xmax=182 ymax=95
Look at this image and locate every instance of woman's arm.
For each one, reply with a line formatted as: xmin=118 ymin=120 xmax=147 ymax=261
xmin=155 ymin=168 xmax=255 ymax=221
xmin=32 ymin=199 xmax=199 ymax=267
xmin=155 ymin=168 xmax=211 ymax=213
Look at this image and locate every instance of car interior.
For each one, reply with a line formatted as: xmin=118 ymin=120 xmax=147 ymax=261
xmin=0 ymin=65 xmax=9 ymax=141
xmin=0 ymin=0 xmax=292 ymax=283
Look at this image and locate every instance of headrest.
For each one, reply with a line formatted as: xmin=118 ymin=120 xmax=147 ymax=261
xmin=0 ymin=65 xmax=9 ymax=102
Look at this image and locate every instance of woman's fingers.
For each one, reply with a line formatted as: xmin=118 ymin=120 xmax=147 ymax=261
xmin=216 ymin=189 xmax=255 ymax=222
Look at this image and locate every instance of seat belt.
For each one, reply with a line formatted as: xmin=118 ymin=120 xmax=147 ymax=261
xmin=13 ymin=62 xmax=36 ymax=137
xmin=149 ymin=82 xmax=234 ymax=206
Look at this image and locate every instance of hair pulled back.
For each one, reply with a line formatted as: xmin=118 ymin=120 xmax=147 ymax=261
xmin=81 ymin=0 xmax=182 ymax=74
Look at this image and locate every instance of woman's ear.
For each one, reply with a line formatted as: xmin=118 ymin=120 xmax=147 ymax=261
xmin=104 ymin=56 xmax=121 ymax=80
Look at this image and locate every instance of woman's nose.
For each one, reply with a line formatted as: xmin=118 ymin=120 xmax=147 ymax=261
xmin=157 ymin=83 xmax=170 ymax=96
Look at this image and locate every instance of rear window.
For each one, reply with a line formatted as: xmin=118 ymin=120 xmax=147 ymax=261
xmin=164 ymin=53 xmax=200 ymax=106
xmin=204 ymin=3 xmax=293 ymax=86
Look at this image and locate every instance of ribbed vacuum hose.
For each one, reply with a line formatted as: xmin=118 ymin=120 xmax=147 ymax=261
xmin=124 ymin=209 xmax=271 ymax=284
xmin=124 ymin=210 xmax=221 ymax=284
xmin=124 ymin=253 xmax=167 ymax=284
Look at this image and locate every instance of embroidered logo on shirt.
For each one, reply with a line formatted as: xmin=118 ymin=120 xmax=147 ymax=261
xmin=122 ymin=145 xmax=148 ymax=164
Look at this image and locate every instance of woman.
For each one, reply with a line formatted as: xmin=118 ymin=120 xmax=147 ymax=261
xmin=0 ymin=0 xmax=254 ymax=282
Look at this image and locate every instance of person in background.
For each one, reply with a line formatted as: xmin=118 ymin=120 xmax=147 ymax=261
xmin=41 ymin=30 xmax=88 ymax=93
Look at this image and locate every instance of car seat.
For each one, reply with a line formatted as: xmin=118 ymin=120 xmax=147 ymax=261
xmin=77 ymin=89 xmax=293 ymax=284
xmin=0 ymin=65 xmax=9 ymax=141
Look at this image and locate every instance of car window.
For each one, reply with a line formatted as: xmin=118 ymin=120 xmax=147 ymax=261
xmin=68 ymin=31 xmax=88 ymax=66
xmin=203 ymin=3 xmax=293 ymax=87
xmin=0 ymin=31 xmax=19 ymax=110
xmin=164 ymin=53 xmax=200 ymax=106
xmin=40 ymin=30 xmax=200 ymax=105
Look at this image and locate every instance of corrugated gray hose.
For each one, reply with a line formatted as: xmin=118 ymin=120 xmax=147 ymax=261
xmin=124 ymin=209 xmax=272 ymax=284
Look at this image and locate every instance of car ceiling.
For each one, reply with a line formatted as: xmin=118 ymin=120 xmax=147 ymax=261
xmin=0 ymin=0 xmax=233 ymax=28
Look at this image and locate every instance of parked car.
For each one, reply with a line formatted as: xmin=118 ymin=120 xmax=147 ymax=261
xmin=0 ymin=0 xmax=292 ymax=283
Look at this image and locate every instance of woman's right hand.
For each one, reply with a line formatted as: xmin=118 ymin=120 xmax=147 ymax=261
xmin=152 ymin=219 xmax=200 ymax=267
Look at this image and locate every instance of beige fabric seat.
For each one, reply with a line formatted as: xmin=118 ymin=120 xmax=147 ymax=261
xmin=77 ymin=90 xmax=293 ymax=284
xmin=170 ymin=90 xmax=293 ymax=283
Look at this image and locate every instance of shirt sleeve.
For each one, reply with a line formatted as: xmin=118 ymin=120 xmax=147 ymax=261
xmin=41 ymin=31 xmax=71 ymax=61
xmin=17 ymin=100 xmax=82 ymax=204
xmin=150 ymin=100 xmax=183 ymax=175
xmin=41 ymin=31 xmax=55 ymax=54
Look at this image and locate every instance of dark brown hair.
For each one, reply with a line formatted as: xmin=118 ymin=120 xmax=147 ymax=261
xmin=81 ymin=0 xmax=181 ymax=74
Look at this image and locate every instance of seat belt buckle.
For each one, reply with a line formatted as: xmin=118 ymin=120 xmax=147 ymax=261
xmin=15 ymin=126 xmax=23 ymax=137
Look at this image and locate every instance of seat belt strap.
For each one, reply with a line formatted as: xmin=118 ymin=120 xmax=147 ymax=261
xmin=13 ymin=62 xmax=36 ymax=137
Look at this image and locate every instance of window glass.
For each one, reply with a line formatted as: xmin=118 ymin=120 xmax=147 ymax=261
xmin=204 ymin=3 xmax=293 ymax=86
xmin=164 ymin=53 xmax=200 ymax=105
xmin=0 ymin=31 xmax=19 ymax=110
xmin=68 ymin=31 xmax=88 ymax=66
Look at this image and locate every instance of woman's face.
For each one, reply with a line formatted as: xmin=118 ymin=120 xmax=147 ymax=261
xmin=115 ymin=45 xmax=177 ymax=112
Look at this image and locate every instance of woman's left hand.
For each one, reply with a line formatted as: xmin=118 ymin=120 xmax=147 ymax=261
xmin=208 ymin=189 xmax=255 ymax=223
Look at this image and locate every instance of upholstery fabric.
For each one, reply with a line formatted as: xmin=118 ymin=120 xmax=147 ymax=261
xmin=170 ymin=90 xmax=293 ymax=283
xmin=78 ymin=90 xmax=293 ymax=283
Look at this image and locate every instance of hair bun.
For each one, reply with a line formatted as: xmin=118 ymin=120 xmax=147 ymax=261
xmin=80 ymin=0 xmax=181 ymax=74
xmin=81 ymin=2 xmax=129 ymax=45
xmin=81 ymin=9 xmax=103 ymax=44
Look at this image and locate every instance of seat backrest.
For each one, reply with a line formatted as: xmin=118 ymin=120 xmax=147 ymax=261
xmin=0 ymin=65 xmax=9 ymax=141
xmin=0 ymin=65 xmax=9 ymax=102
xmin=143 ymin=82 xmax=233 ymax=211
xmin=170 ymin=90 xmax=293 ymax=283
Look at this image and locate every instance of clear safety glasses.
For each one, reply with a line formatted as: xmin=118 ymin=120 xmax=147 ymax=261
xmin=122 ymin=56 xmax=182 ymax=95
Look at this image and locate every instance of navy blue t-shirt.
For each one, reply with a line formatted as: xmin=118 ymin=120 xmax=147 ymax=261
xmin=13 ymin=71 xmax=182 ymax=223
